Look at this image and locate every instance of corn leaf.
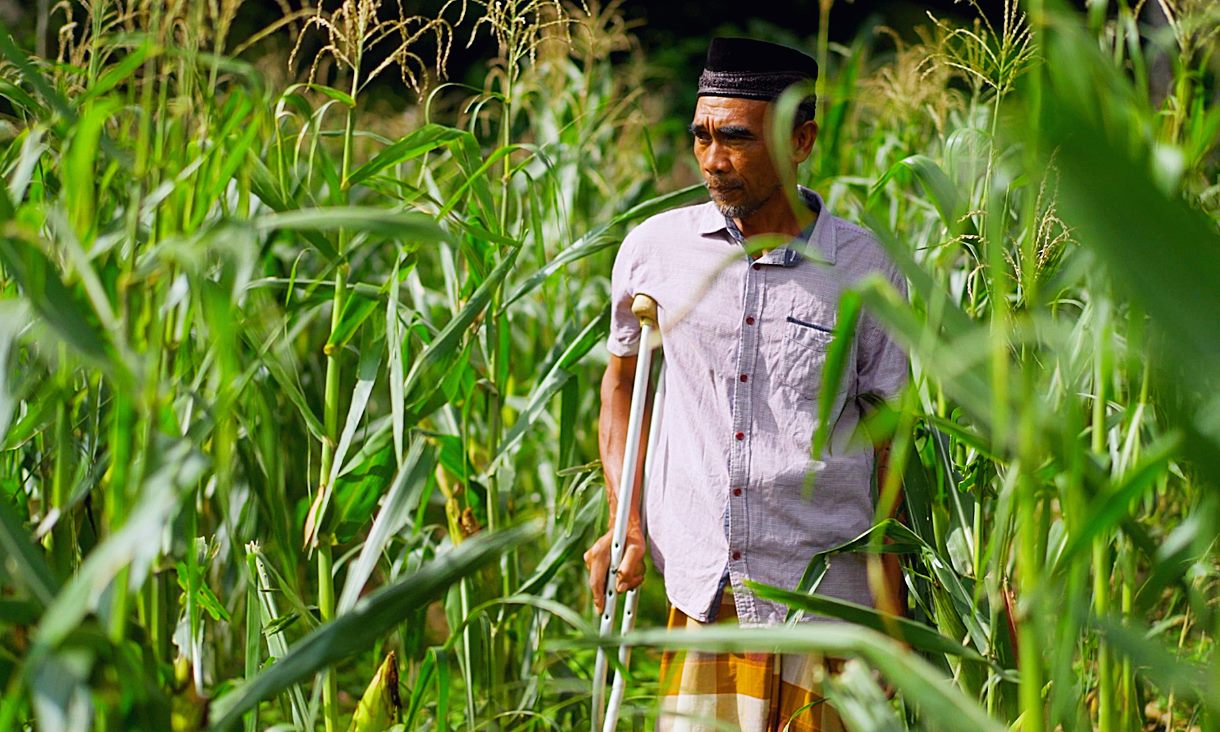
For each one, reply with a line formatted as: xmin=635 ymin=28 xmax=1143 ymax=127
xmin=347 ymin=124 xmax=467 ymax=186
xmin=748 ymin=581 xmax=987 ymax=662
xmin=336 ymin=437 xmax=437 ymax=613
xmin=208 ymin=522 xmax=539 ymax=731
xmin=620 ymin=623 xmax=1004 ymax=732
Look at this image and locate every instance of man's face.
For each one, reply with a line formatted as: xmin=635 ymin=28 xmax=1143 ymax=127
xmin=690 ymin=96 xmax=781 ymax=220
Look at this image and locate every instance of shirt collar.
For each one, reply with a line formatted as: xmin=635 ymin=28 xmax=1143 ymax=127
xmin=696 ymin=185 xmax=838 ymax=266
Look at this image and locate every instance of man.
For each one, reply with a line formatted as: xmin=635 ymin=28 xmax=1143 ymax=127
xmin=584 ymin=37 xmax=909 ymax=731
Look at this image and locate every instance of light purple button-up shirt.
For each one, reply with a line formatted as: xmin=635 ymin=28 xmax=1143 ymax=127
xmin=606 ymin=187 xmax=908 ymax=626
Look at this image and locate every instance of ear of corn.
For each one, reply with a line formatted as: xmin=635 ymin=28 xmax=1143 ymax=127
xmin=347 ymin=650 xmax=400 ymax=732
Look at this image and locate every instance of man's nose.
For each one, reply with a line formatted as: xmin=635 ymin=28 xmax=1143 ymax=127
xmin=701 ymin=140 xmax=732 ymax=175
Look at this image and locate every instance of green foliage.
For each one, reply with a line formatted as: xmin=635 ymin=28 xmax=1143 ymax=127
xmin=0 ymin=0 xmax=1217 ymax=730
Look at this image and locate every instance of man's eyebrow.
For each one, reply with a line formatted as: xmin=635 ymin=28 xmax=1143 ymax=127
xmin=687 ymin=123 xmax=756 ymax=139
xmin=717 ymin=125 xmax=755 ymax=139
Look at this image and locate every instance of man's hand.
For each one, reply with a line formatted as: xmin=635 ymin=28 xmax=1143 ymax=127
xmin=584 ymin=524 xmax=647 ymax=616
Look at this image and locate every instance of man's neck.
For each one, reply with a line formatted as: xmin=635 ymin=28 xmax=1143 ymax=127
xmin=734 ymin=188 xmax=817 ymax=251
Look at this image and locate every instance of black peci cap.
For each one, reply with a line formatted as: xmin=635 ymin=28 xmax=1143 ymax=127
xmin=697 ymin=37 xmax=818 ymax=102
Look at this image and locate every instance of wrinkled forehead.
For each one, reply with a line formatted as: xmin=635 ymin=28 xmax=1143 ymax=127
xmin=691 ymin=96 xmax=770 ymax=128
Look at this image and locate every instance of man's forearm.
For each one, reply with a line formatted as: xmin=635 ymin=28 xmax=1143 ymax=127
xmin=875 ymin=441 xmax=900 ymax=519
xmin=874 ymin=440 xmax=908 ymax=616
xmin=598 ymin=356 xmax=648 ymax=531
xmin=586 ymin=355 xmax=651 ymax=606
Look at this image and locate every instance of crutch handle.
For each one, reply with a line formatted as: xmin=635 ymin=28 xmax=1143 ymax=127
xmin=630 ymin=294 xmax=658 ymax=328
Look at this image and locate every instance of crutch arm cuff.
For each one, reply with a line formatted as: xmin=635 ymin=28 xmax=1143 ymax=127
xmin=630 ymin=293 xmax=658 ymax=328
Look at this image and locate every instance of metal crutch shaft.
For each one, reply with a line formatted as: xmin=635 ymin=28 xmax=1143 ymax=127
xmin=591 ymin=294 xmax=659 ymax=732
xmin=602 ymin=361 xmax=665 ymax=732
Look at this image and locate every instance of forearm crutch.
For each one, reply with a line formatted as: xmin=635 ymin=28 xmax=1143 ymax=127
xmin=602 ymin=360 xmax=664 ymax=731
xmin=591 ymin=294 xmax=663 ymax=732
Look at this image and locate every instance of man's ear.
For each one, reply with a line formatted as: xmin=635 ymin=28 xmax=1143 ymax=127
xmin=792 ymin=120 xmax=818 ymax=164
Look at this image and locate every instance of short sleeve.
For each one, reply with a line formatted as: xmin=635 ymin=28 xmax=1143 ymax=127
xmin=606 ymin=230 xmax=644 ymax=357
xmin=854 ymin=261 xmax=909 ymax=402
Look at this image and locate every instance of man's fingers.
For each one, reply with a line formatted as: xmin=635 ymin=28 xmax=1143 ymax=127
xmin=587 ymin=530 xmax=647 ymax=614
xmin=586 ymin=533 xmax=613 ymax=616
xmin=589 ymin=572 xmax=605 ymax=615
xmin=589 ymin=555 xmax=607 ymax=596
xmin=614 ymin=543 xmax=646 ymax=593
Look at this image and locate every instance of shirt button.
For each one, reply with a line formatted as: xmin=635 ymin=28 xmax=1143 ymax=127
xmin=739 ymin=374 xmax=748 ymax=382
xmin=732 ymin=487 xmax=742 ymax=497
xmin=734 ymin=431 xmax=744 ymax=441
xmin=745 ymin=316 xmax=755 ymax=325
xmin=751 ymin=263 xmax=761 ymax=271
xmin=732 ymin=551 xmax=742 ymax=561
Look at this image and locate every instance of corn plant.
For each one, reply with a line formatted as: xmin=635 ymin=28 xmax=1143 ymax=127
xmin=0 ymin=0 xmax=1217 ymax=730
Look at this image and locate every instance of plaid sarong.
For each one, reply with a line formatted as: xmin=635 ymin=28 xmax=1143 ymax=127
xmin=657 ymin=593 xmax=845 ymax=732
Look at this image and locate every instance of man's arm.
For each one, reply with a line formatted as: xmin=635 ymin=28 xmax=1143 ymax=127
xmin=874 ymin=441 xmax=908 ymax=618
xmin=584 ymin=354 xmax=650 ymax=615
xmin=852 ymin=255 xmax=910 ymax=618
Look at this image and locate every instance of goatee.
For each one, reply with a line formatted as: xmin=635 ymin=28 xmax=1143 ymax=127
xmin=712 ymin=199 xmax=764 ymax=220
xmin=707 ymin=181 xmax=779 ymax=221
xmin=707 ymin=180 xmax=761 ymax=219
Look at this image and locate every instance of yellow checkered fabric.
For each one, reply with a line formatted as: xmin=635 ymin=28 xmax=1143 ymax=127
xmin=657 ymin=594 xmax=845 ymax=732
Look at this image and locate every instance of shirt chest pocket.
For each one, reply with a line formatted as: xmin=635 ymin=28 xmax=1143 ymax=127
xmin=777 ymin=314 xmax=834 ymax=401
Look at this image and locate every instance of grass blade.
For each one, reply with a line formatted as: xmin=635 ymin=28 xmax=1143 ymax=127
xmin=34 ymin=438 xmax=208 ymax=646
xmin=347 ymin=124 xmax=466 ymax=186
xmin=304 ymin=344 xmax=382 ymax=547
xmin=748 ymin=581 xmax=988 ymax=662
xmin=402 ymin=247 xmax=520 ymax=413
xmin=335 ymin=437 xmax=436 ymax=613
xmin=0 ymin=495 xmax=60 ymax=607
xmin=208 ymin=522 xmax=540 ymax=731
xmin=0 ymin=241 xmax=112 ymax=368
xmin=500 ymin=184 xmax=706 ymax=311
xmin=621 ymin=623 xmax=1005 ymax=732
xmin=256 ymin=207 xmax=447 ymax=243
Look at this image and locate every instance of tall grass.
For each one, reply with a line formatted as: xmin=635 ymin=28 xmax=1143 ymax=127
xmin=0 ymin=0 xmax=1216 ymax=730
